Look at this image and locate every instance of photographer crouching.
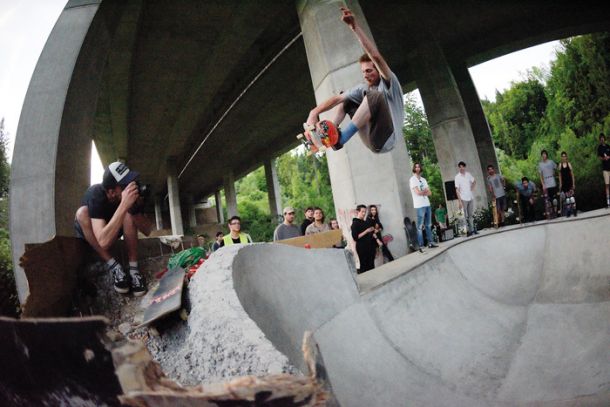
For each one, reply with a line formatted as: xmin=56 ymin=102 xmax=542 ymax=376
xmin=74 ymin=162 xmax=152 ymax=296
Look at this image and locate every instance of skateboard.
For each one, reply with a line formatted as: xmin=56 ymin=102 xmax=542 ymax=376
xmin=297 ymin=120 xmax=340 ymax=159
xmin=137 ymin=265 xmax=186 ymax=328
xmin=515 ymin=193 xmax=523 ymax=224
xmin=404 ymin=217 xmax=423 ymax=253
xmin=491 ymin=198 xmax=499 ymax=228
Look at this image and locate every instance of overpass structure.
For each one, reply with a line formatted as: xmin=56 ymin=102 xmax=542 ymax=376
xmin=10 ymin=0 xmax=610 ymax=302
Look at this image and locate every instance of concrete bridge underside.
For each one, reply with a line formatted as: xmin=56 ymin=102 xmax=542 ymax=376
xmin=10 ymin=0 xmax=610 ymax=302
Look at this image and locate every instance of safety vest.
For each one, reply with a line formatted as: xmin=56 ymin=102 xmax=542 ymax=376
xmin=223 ymin=233 xmax=252 ymax=246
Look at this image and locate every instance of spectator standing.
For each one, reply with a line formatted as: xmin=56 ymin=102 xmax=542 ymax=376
xmin=351 ymin=204 xmax=376 ymax=273
xmin=515 ymin=177 xmax=537 ymax=223
xmin=597 ymin=133 xmax=610 ymax=208
xmin=329 ymin=218 xmax=346 ymax=249
xmin=409 ymin=163 xmax=438 ymax=249
xmin=538 ymin=150 xmax=558 ymax=215
xmin=486 ymin=165 xmax=507 ymax=226
xmin=367 ymin=204 xmax=394 ymax=262
xmin=220 ymin=216 xmax=253 ymax=247
xmin=454 ymin=161 xmax=478 ymax=236
xmin=212 ymin=231 xmax=224 ymax=252
xmin=305 ymin=207 xmax=330 ymax=235
xmin=558 ymin=151 xmax=577 ymax=217
xmin=273 ymin=207 xmax=302 ymax=241
xmin=300 ymin=207 xmax=314 ymax=235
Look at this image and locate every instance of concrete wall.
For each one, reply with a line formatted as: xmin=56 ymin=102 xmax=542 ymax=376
xmin=229 ymin=213 xmax=610 ymax=406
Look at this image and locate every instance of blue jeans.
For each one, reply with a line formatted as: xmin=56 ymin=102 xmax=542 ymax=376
xmin=416 ymin=206 xmax=433 ymax=247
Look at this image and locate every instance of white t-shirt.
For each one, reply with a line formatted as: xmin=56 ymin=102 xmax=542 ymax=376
xmin=410 ymin=175 xmax=431 ymax=209
xmin=454 ymin=171 xmax=475 ymax=201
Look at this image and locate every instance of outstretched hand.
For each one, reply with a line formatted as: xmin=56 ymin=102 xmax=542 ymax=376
xmin=340 ymin=7 xmax=356 ymax=30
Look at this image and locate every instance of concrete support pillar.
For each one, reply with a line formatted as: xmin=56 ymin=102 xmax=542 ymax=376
xmin=298 ymin=0 xmax=413 ymax=258
xmin=166 ymin=159 xmax=184 ymax=235
xmin=187 ymin=194 xmax=197 ymax=228
xmin=452 ymin=62 xmax=499 ymax=185
xmin=214 ymin=190 xmax=224 ymax=224
xmin=154 ymin=194 xmax=163 ymax=230
xmin=264 ymin=159 xmax=282 ymax=221
xmin=223 ymin=171 xmax=238 ymax=219
xmin=9 ymin=1 xmax=113 ymax=303
xmin=411 ymin=40 xmax=488 ymax=210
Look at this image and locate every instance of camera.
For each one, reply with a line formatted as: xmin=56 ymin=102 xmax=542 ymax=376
xmin=136 ymin=181 xmax=151 ymax=198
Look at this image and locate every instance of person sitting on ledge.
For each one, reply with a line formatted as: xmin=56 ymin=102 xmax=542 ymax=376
xmin=74 ymin=161 xmax=152 ymax=296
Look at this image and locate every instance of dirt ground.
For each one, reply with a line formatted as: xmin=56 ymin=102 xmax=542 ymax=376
xmin=72 ymin=254 xmax=175 ymax=339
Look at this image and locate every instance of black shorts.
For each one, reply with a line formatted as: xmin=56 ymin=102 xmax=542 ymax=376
xmin=343 ymin=89 xmax=393 ymax=152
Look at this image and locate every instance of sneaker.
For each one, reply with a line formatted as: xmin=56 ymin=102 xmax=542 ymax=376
xmin=473 ymin=230 xmax=479 ymax=235
xmin=466 ymin=232 xmax=473 ymax=237
xmin=130 ymin=269 xmax=147 ymax=297
xmin=109 ymin=262 xmax=130 ymax=294
xmin=428 ymin=242 xmax=438 ymax=248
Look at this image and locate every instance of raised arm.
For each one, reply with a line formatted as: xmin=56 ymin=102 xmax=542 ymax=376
xmin=307 ymin=94 xmax=346 ymax=126
xmin=340 ymin=7 xmax=391 ymax=81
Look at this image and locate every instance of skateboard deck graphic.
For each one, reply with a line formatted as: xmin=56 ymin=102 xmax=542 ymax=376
xmin=138 ymin=266 xmax=186 ymax=328
xmin=297 ymin=120 xmax=340 ymax=159
xmin=276 ymin=229 xmax=343 ymax=249
xmin=491 ymin=199 xmax=499 ymax=228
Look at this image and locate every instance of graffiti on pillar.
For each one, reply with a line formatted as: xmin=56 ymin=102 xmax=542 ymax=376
xmin=337 ymin=207 xmax=359 ymax=267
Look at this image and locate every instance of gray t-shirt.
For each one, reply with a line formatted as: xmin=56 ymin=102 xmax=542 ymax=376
xmin=538 ymin=160 xmax=557 ymax=188
xmin=487 ymin=174 xmax=506 ymax=198
xmin=345 ymin=71 xmax=404 ymax=153
xmin=273 ymin=223 xmax=301 ymax=241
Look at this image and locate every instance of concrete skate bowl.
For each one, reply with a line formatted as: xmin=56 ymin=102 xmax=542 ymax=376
xmin=232 ymin=214 xmax=610 ymax=406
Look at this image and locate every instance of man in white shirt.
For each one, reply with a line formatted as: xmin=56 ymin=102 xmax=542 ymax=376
xmin=409 ymin=162 xmax=438 ymax=249
xmin=454 ymin=161 xmax=478 ymax=236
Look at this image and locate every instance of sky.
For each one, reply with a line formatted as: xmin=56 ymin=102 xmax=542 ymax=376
xmin=0 ymin=0 xmax=559 ymax=184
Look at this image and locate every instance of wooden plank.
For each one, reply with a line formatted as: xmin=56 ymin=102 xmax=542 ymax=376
xmin=275 ymin=229 xmax=342 ymax=249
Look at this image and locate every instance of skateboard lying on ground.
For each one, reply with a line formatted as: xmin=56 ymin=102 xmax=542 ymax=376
xmin=297 ymin=120 xmax=340 ymax=159
xmin=137 ymin=265 xmax=186 ymax=328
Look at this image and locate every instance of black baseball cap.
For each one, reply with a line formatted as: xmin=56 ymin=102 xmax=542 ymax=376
xmin=102 ymin=161 xmax=139 ymax=189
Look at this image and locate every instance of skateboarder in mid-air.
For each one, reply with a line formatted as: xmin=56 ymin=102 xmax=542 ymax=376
xmin=304 ymin=6 xmax=404 ymax=153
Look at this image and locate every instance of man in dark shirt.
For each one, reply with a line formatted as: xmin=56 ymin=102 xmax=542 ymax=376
xmin=597 ymin=133 xmax=610 ymax=207
xmin=74 ymin=162 xmax=152 ymax=295
xmin=300 ymin=207 xmax=314 ymax=236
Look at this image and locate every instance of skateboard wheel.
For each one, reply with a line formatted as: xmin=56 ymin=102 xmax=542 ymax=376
xmin=304 ymin=243 xmax=311 ymax=249
xmin=297 ymin=133 xmax=304 ymax=139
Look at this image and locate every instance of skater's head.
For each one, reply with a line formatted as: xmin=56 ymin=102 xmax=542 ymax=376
xmin=329 ymin=218 xmax=339 ymax=230
xmin=359 ymin=54 xmax=380 ymax=87
xmin=356 ymin=204 xmax=367 ymax=219
xmin=313 ymin=207 xmax=325 ymax=223
xmin=540 ymin=150 xmax=548 ymax=160
xmin=600 ymin=133 xmax=606 ymax=144
xmin=486 ymin=164 xmax=496 ymax=175
xmin=412 ymin=162 xmax=422 ymax=175
xmin=367 ymin=204 xmax=378 ymax=218
xmin=304 ymin=207 xmax=314 ymax=220
xmin=458 ymin=161 xmax=466 ymax=174
xmin=228 ymin=216 xmax=241 ymax=234
xmin=283 ymin=207 xmax=296 ymax=225
xmin=215 ymin=231 xmax=224 ymax=242
xmin=560 ymin=151 xmax=568 ymax=162
xmin=521 ymin=177 xmax=530 ymax=188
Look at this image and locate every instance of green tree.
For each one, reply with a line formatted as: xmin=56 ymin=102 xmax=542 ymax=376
xmin=545 ymin=33 xmax=610 ymax=138
xmin=485 ymin=78 xmax=548 ymax=159
xmin=403 ymin=93 xmax=436 ymax=163
xmin=0 ymin=117 xmax=17 ymax=317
